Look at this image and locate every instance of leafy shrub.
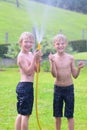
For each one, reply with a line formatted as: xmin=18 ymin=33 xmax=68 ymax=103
xmin=41 ymin=60 xmax=50 ymax=72
xmin=0 ymin=44 xmax=9 ymax=58
xmin=5 ymin=43 xmax=20 ymax=59
xmin=69 ymin=40 xmax=87 ymax=52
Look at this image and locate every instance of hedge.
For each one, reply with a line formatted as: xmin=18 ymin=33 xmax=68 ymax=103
xmin=69 ymin=40 xmax=87 ymax=52
xmin=0 ymin=40 xmax=87 ymax=58
xmin=0 ymin=44 xmax=9 ymax=58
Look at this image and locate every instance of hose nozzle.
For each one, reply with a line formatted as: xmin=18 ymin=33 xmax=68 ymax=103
xmin=37 ymin=43 xmax=41 ymax=50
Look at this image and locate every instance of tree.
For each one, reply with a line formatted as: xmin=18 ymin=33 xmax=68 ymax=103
xmin=33 ymin=0 xmax=87 ymax=14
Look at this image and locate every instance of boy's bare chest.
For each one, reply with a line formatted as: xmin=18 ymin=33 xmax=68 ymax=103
xmin=24 ymin=54 xmax=33 ymax=63
xmin=55 ymin=58 xmax=71 ymax=69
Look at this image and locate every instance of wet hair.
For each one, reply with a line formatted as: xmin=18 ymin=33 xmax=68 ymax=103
xmin=53 ymin=34 xmax=68 ymax=44
xmin=19 ymin=32 xmax=35 ymax=45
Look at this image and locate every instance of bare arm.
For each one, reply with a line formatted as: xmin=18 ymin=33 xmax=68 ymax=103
xmin=17 ymin=50 xmax=42 ymax=75
xmin=71 ymin=57 xmax=85 ymax=78
xmin=48 ymin=53 xmax=57 ymax=77
xmin=17 ymin=54 xmax=36 ymax=76
xmin=34 ymin=50 xmax=42 ymax=73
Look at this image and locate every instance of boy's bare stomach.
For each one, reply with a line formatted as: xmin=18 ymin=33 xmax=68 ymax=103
xmin=20 ymin=75 xmax=34 ymax=82
xmin=55 ymin=75 xmax=73 ymax=87
xmin=55 ymin=80 xmax=73 ymax=87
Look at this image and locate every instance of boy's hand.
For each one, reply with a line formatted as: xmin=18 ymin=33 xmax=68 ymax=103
xmin=48 ymin=53 xmax=55 ymax=62
xmin=78 ymin=61 xmax=85 ymax=69
xmin=34 ymin=50 xmax=42 ymax=63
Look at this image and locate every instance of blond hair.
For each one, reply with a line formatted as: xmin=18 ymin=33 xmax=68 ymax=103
xmin=53 ymin=34 xmax=67 ymax=44
xmin=19 ymin=32 xmax=35 ymax=45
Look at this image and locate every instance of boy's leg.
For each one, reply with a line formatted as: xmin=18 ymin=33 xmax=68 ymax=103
xmin=21 ymin=115 xmax=29 ymax=130
xmin=53 ymin=86 xmax=63 ymax=130
xmin=15 ymin=114 xmax=22 ymax=130
xmin=67 ymin=118 xmax=74 ymax=130
xmin=64 ymin=85 xmax=74 ymax=130
xmin=55 ymin=117 xmax=61 ymax=130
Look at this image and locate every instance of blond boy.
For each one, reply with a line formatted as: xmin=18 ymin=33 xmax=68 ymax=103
xmin=49 ymin=34 xmax=85 ymax=130
xmin=15 ymin=32 xmax=42 ymax=130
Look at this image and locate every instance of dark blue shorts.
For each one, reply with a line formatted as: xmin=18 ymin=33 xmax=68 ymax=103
xmin=16 ymin=82 xmax=34 ymax=115
xmin=53 ymin=84 xmax=74 ymax=118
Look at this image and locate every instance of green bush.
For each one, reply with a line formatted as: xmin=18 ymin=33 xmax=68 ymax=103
xmin=41 ymin=60 xmax=50 ymax=72
xmin=69 ymin=40 xmax=87 ymax=52
xmin=5 ymin=43 xmax=20 ymax=59
xmin=0 ymin=44 xmax=9 ymax=58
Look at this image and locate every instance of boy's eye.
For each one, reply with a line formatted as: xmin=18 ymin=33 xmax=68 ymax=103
xmin=24 ymin=41 xmax=33 ymax=44
xmin=56 ymin=42 xmax=64 ymax=45
xmin=61 ymin=42 xmax=64 ymax=45
xmin=56 ymin=43 xmax=60 ymax=45
xmin=24 ymin=40 xmax=29 ymax=43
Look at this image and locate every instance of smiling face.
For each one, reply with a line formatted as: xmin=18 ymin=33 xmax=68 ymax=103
xmin=19 ymin=32 xmax=35 ymax=53
xmin=54 ymin=34 xmax=68 ymax=54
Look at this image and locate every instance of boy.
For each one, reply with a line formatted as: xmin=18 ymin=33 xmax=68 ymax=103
xmin=15 ymin=32 xmax=42 ymax=130
xmin=48 ymin=34 xmax=85 ymax=130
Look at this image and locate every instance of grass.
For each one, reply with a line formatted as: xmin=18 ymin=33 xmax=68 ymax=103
xmin=0 ymin=0 xmax=87 ymax=43
xmin=0 ymin=1 xmax=33 ymax=43
xmin=73 ymin=52 xmax=87 ymax=60
xmin=0 ymin=67 xmax=87 ymax=130
xmin=0 ymin=1 xmax=87 ymax=129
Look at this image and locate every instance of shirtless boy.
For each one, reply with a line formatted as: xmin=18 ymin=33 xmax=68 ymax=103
xmin=15 ymin=32 xmax=42 ymax=130
xmin=48 ymin=34 xmax=85 ymax=130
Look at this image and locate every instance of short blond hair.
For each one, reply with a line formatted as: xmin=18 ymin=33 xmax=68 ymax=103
xmin=53 ymin=34 xmax=67 ymax=44
xmin=19 ymin=32 xmax=35 ymax=45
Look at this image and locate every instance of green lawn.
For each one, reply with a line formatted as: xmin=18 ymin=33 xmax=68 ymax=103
xmin=73 ymin=52 xmax=87 ymax=60
xmin=0 ymin=0 xmax=87 ymax=43
xmin=0 ymin=67 xmax=87 ymax=130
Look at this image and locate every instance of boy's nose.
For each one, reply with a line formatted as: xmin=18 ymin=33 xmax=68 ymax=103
xmin=59 ymin=44 xmax=62 ymax=47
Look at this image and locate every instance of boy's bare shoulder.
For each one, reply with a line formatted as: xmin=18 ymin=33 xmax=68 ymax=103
xmin=66 ymin=53 xmax=74 ymax=59
xmin=53 ymin=53 xmax=74 ymax=58
xmin=17 ymin=52 xmax=24 ymax=59
xmin=17 ymin=52 xmax=28 ymax=65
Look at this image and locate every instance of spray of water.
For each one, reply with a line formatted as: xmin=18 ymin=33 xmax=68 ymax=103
xmin=24 ymin=0 xmax=52 ymax=44
xmin=34 ymin=24 xmax=44 ymax=43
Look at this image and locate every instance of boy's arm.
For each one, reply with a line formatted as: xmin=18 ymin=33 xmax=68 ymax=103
xmin=34 ymin=50 xmax=42 ymax=72
xmin=49 ymin=53 xmax=57 ymax=77
xmin=71 ymin=57 xmax=85 ymax=78
xmin=18 ymin=54 xmax=36 ymax=75
xmin=50 ymin=60 xmax=57 ymax=77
